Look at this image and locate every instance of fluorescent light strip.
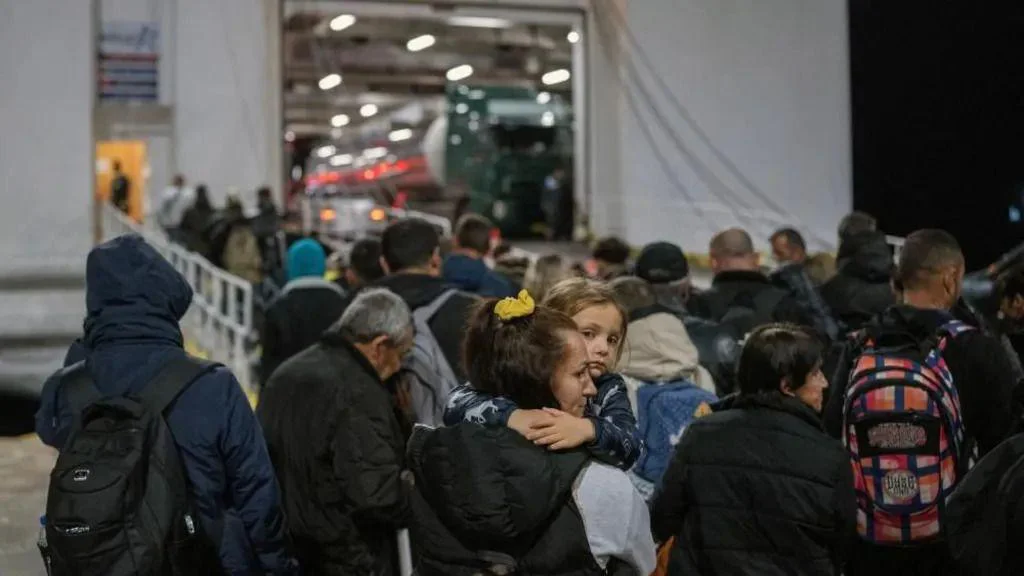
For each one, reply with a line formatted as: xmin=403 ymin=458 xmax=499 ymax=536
xmin=406 ymin=34 xmax=436 ymax=52
xmin=541 ymin=69 xmax=571 ymax=86
xmin=319 ymin=73 xmax=342 ymax=90
xmin=446 ymin=64 xmax=474 ymax=82
xmin=389 ymin=129 xmax=413 ymax=142
xmin=330 ymin=14 xmax=356 ymax=32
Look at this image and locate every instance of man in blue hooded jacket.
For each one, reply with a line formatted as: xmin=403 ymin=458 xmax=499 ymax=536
xmin=35 ymin=234 xmax=298 ymax=575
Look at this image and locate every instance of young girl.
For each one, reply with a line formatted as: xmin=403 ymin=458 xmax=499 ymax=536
xmin=446 ymin=277 xmax=643 ymax=469
xmin=410 ymin=290 xmax=656 ymax=576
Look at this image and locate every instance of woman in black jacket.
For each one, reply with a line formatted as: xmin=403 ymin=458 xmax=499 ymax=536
xmin=409 ymin=292 xmax=656 ymax=576
xmin=651 ymin=323 xmax=856 ymax=575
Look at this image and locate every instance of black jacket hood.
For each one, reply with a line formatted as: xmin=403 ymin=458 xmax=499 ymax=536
xmin=408 ymin=424 xmax=586 ymax=544
xmin=837 ymin=231 xmax=893 ymax=283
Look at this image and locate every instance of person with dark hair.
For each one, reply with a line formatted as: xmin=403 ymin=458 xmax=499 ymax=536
xmin=252 ymin=186 xmax=285 ymax=282
xmin=821 ymin=212 xmax=895 ymax=330
xmin=346 ymin=237 xmax=386 ymax=290
xmin=408 ymin=292 xmax=656 ymax=575
xmin=651 ymin=324 xmax=855 ymax=576
xmin=592 ymin=236 xmax=632 ymax=280
xmin=368 ymin=218 xmax=478 ymax=381
xmin=838 ymin=211 xmax=877 ymax=242
xmin=768 ymin=227 xmax=841 ymax=342
xmin=258 ymin=288 xmax=415 ymax=575
xmin=180 ymin=184 xmax=216 ymax=258
xmin=260 ymin=238 xmax=347 ymax=386
xmin=442 ymin=213 xmax=514 ymax=298
xmin=110 ymin=159 xmax=131 ymax=214
xmin=770 ymin=228 xmax=807 ymax=265
xmin=688 ymin=228 xmax=813 ymax=339
xmin=824 ymin=229 xmax=1020 ymax=576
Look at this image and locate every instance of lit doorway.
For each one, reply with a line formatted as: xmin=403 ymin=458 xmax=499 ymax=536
xmin=96 ymin=140 xmax=148 ymax=223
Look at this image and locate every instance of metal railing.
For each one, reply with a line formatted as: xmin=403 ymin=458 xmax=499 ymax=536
xmin=100 ymin=205 xmax=256 ymax=394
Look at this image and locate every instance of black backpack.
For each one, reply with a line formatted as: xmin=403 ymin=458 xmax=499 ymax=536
xmin=45 ymin=356 xmax=222 ymax=576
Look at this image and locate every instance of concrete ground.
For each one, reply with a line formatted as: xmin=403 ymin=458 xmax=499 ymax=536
xmin=0 ymin=435 xmax=54 ymax=576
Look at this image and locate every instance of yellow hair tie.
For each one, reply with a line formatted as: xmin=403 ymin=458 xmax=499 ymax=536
xmin=494 ymin=290 xmax=536 ymax=321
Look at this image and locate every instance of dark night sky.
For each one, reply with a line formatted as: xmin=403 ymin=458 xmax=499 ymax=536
xmin=849 ymin=1 xmax=1024 ymax=269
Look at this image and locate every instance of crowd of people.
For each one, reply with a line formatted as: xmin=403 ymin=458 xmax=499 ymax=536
xmin=150 ymin=175 xmax=286 ymax=286
xmin=32 ymin=203 xmax=1024 ymax=576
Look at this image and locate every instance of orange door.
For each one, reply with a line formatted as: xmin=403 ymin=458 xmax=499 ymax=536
xmin=96 ymin=141 xmax=147 ymax=222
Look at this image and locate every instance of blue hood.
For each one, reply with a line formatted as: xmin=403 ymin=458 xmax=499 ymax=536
xmin=286 ymin=238 xmax=326 ymax=281
xmin=83 ymin=234 xmax=192 ymax=395
xmin=442 ymin=253 xmax=514 ymax=298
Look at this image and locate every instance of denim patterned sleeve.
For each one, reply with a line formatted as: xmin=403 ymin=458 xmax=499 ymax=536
xmin=443 ymin=383 xmax=519 ymax=427
xmin=587 ymin=373 xmax=644 ymax=470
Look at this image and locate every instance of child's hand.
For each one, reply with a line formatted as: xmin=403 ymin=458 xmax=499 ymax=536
xmin=507 ymin=409 xmax=549 ymax=437
xmin=525 ymin=408 xmax=597 ymax=451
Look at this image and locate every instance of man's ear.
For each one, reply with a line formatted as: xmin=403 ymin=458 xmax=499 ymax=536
xmin=779 ymin=377 xmax=796 ymax=397
xmin=430 ymin=247 xmax=442 ymax=268
xmin=379 ymin=256 xmax=391 ymax=275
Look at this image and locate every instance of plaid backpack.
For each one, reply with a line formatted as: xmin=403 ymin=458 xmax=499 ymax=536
xmin=842 ymin=319 xmax=976 ymax=544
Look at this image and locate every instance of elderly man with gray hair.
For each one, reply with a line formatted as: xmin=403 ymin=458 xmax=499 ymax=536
xmin=257 ymin=287 xmax=415 ymax=576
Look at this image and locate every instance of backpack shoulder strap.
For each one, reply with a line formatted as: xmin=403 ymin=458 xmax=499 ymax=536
xmin=938 ymin=319 xmax=975 ymax=338
xmin=140 ymin=356 xmax=221 ymax=415
xmin=61 ymin=360 xmax=102 ymax=414
xmin=414 ymin=289 xmax=461 ymax=323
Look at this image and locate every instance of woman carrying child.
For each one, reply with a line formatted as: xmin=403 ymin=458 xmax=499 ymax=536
xmin=408 ymin=291 xmax=655 ymax=575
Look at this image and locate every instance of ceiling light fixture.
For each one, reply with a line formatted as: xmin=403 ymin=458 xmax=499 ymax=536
xmin=388 ymin=128 xmax=413 ymax=142
xmin=363 ymin=146 xmax=388 ymax=159
xmin=406 ymin=34 xmax=436 ymax=52
xmin=284 ymin=131 xmax=295 ymax=142
xmin=331 ymin=113 xmax=349 ymax=127
xmin=567 ymin=30 xmax=581 ymax=44
xmin=446 ymin=64 xmax=474 ymax=82
xmin=536 ymin=91 xmax=551 ymax=105
xmin=330 ymin=154 xmax=353 ymax=166
xmin=316 ymin=145 xmax=336 ymax=158
xmin=360 ymin=104 xmax=378 ymax=117
xmin=541 ymin=111 xmax=555 ymax=127
xmin=329 ymin=14 xmax=356 ymax=32
xmin=448 ymin=16 xmax=511 ymax=29
xmin=319 ymin=73 xmax=342 ymax=90
xmin=541 ymin=68 xmax=571 ymax=86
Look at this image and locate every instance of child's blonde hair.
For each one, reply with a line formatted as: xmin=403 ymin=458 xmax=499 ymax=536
xmin=543 ymin=277 xmax=628 ymax=364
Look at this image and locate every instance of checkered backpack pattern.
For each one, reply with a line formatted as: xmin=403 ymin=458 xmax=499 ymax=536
xmin=843 ymin=320 xmax=976 ymax=545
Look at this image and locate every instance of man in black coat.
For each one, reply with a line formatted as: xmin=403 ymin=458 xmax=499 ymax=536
xmin=258 ymin=288 xmax=415 ymax=576
xmin=260 ymin=238 xmax=347 ymax=386
xmin=372 ymin=218 xmax=479 ymax=381
xmin=688 ymin=228 xmax=812 ymax=335
xmin=824 ymin=229 xmax=1020 ymax=576
xmin=820 ymin=212 xmax=896 ymax=331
